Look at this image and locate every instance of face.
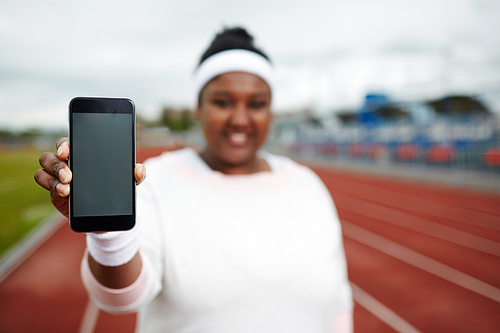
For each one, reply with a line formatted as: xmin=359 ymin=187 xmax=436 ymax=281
xmin=194 ymin=72 xmax=272 ymax=173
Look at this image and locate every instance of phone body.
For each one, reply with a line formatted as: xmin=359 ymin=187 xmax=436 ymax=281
xmin=68 ymin=97 xmax=136 ymax=233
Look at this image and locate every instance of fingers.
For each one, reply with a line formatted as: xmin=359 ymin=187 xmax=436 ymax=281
xmin=36 ymin=138 xmax=72 ymax=199
xmin=135 ymin=164 xmax=146 ymax=185
xmin=56 ymin=138 xmax=69 ymax=160
xmin=50 ymin=192 xmax=69 ymax=218
xmin=38 ymin=151 xmax=72 ymax=183
xmin=34 ymin=137 xmax=71 ymax=218
xmin=34 ymin=168 xmax=70 ymax=197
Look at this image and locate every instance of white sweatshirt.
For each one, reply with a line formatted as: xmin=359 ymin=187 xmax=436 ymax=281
xmin=83 ymin=147 xmax=353 ymax=332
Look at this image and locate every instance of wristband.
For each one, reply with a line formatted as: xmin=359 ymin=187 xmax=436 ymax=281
xmin=86 ymin=223 xmax=141 ymax=267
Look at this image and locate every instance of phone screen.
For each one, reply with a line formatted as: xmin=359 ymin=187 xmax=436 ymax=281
xmin=72 ymin=112 xmax=133 ymax=216
xmin=69 ymin=97 xmax=135 ymax=232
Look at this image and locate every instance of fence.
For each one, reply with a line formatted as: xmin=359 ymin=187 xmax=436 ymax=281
xmin=269 ymin=117 xmax=500 ymax=174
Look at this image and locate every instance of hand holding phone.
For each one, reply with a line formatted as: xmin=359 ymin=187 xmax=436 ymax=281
xmin=34 ymin=97 xmax=144 ymax=232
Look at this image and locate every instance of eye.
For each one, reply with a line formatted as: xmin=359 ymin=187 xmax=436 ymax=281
xmin=248 ymin=100 xmax=267 ymax=109
xmin=213 ymin=99 xmax=233 ymax=108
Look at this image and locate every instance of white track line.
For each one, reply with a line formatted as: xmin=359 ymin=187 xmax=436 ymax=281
xmin=324 ymin=175 xmax=500 ymax=230
xmin=351 ymin=282 xmax=422 ymax=333
xmin=342 ymin=220 xmax=500 ymax=303
xmin=79 ymin=298 xmax=100 ymax=333
xmin=0 ymin=213 xmax=64 ymax=284
xmin=335 ymin=194 xmax=500 ymax=257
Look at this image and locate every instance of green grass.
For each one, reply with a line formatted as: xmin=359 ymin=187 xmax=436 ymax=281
xmin=0 ymin=148 xmax=57 ymax=258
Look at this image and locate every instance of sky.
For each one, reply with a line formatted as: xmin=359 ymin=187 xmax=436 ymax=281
xmin=1 ymin=0 xmax=499 ymax=130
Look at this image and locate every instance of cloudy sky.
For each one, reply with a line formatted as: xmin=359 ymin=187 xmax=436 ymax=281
xmin=1 ymin=0 xmax=499 ymax=130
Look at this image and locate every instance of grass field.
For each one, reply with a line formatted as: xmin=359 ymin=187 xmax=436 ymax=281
xmin=0 ymin=148 xmax=56 ymax=258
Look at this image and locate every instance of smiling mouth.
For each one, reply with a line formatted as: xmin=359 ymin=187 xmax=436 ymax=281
xmin=227 ymin=133 xmax=250 ymax=146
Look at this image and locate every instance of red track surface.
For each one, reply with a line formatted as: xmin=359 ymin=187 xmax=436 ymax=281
xmin=312 ymin=166 xmax=500 ymax=332
xmin=1 ymin=148 xmax=499 ymax=332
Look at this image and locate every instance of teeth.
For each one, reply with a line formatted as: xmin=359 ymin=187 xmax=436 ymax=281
xmin=230 ymin=133 xmax=247 ymax=143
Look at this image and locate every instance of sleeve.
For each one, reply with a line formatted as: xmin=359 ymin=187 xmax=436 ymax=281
xmin=81 ymin=249 xmax=150 ymax=313
xmin=80 ymin=163 xmax=165 ymax=313
xmin=304 ymin=169 xmax=354 ymax=324
xmin=331 ymin=309 xmax=354 ymax=333
xmin=134 ymin=171 xmax=166 ymax=308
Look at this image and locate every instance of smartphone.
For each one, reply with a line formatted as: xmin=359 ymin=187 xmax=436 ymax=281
xmin=69 ymin=97 xmax=136 ymax=233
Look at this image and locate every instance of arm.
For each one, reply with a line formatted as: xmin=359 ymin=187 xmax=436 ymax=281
xmin=82 ymin=178 xmax=165 ymax=313
xmin=88 ymin=250 xmax=142 ymax=289
xmin=81 ymin=249 xmax=150 ymax=313
xmin=34 ymin=138 xmax=146 ymax=289
xmin=303 ymin=169 xmax=354 ymax=332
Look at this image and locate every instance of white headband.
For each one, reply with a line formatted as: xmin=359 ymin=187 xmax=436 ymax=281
xmin=193 ymin=49 xmax=274 ymax=104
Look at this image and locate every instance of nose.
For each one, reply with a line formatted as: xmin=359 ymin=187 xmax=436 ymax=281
xmin=229 ymin=101 xmax=251 ymax=127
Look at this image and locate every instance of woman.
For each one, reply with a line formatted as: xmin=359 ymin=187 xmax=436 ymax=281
xmin=35 ymin=27 xmax=353 ymax=332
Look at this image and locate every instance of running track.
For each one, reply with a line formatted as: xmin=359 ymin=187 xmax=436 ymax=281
xmin=0 ymin=148 xmax=499 ymax=332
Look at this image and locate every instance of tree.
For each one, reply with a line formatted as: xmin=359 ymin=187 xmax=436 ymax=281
xmin=160 ymin=107 xmax=194 ymax=132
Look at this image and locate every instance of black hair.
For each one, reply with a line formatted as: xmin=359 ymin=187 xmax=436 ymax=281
xmin=198 ymin=27 xmax=271 ymax=66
